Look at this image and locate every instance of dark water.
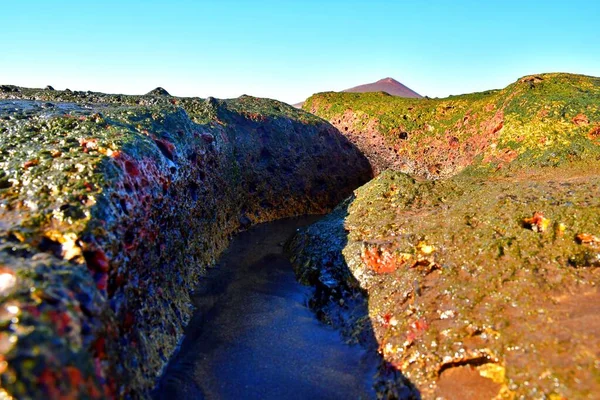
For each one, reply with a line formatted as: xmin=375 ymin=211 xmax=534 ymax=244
xmin=154 ymin=216 xmax=377 ymax=400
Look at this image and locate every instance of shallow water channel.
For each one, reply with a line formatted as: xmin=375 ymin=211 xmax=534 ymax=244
xmin=154 ymin=216 xmax=378 ymax=400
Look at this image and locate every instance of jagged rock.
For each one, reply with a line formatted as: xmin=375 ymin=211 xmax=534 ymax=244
xmin=0 ymin=87 xmax=372 ymax=398
xmin=305 ymin=73 xmax=600 ymax=177
xmin=291 ymin=72 xmax=600 ymax=399
xmin=0 ymin=85 xmax=19 ymax=93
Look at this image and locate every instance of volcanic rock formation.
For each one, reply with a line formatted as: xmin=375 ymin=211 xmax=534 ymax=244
xmin=0 ymin=86 xmax=372 ymax=398
xmin=291 ymin=73 xmax=600 ymax=399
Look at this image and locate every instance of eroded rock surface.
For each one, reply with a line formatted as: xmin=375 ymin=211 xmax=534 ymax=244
xmin=290 ymin=73 xmax=600 ymax=399
xmin=0 ymin=86 xmax=372 ymax=398
xmin=304 ymin=73 xmax=600 ymax=177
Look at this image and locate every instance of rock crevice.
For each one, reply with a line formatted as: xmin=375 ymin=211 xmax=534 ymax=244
xmin=0 ymin=87 xmax=372 ymax=398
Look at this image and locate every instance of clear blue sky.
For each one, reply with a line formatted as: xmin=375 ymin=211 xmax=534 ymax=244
xmin=2 ymin=1 xmax=599 ymax=103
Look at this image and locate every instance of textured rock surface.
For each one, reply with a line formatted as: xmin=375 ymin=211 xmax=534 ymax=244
xmin=290 ymin=73 xmax=600 ymax=399
xmin=0 ymin=86 xmax=372 ymax=398
xmin=304 ymin=73 xmax=600 ymax=176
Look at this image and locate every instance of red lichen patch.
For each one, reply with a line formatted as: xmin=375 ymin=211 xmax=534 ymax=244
xmin=65 ymin=366 xmax=84 ymax=388
xmin=124 ymin=160 xmax=140 ymax=177
xmin=95 ymin=273 xmax=108 ymax=291
xmin=38 ymin=365 xmax=102 ymax=400
xmin=576 ymin=233 xmax=600 ymax=247
xmin=153 ymin=138 xmax=176 ymax=161
xmin=93 ymin=337 xmax=106 ymax=360
xmin=48 ymin=310 xmax=73 ymax=335
xmin=38 ymin=369 xmax=62 ymax=399
xmin=523 ymin=211 xmax=550 ymax=233
xmin=83 ymin=249 xmax=110 ymax=273
xmin=572 ymin=113 xmax=589 ymax=126
xmin=361 ymin=246 xmax=410 ymax=274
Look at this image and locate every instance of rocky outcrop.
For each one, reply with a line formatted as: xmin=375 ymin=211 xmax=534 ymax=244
xmin=305 ymin=73 xmax=600 ymax=177
xmin=290 ymin=73 xmax=600 ymax=399
xmin=0 ymin=86 xmax=372 ymax=398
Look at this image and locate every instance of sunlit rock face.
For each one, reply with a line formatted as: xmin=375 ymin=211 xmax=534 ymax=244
xmin=291 ymin=73 xmax=600 ymax=399
xmin=304 ymin=73 xmax=600 ymax=177
xmin=0 ymin=86 xmax=372 ymax=398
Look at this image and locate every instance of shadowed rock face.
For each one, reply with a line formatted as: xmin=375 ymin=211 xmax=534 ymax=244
xmin=0 ymin=87 xmax=372 ymax=398
xmin=290 ymin=73 xmax=600 ymax=399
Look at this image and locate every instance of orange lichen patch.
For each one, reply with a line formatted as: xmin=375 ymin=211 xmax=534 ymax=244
xmin=497 ymin=148 xmax=518 ymax=164
xmin=22 ymin=159 xmax=39 ymax=169
xmin=588 ymin=125 xmax=600 ymax=140
xmin=65 ymin=366 xmax=84 ymax=388
xmin=361 ymin=246 xmax=411 ymax=274
xmin=523 ymin=212 xmax=550 ymax=233
xmin=572 ymin=113 xmax=589 ymax=126
xmin=575 ymin=233 xmax=600 ymax=247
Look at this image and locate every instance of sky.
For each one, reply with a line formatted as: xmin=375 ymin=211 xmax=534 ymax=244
xmin=2 ymin=1 xmax=599 ymax=104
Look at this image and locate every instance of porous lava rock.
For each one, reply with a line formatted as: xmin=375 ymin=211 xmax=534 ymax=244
xmin=305 ymin=73 xmax=600 ymax=177
xmin=0 ymin=87 xmax=372 ymax=398
xmin=290 ymin=73 xmax=600 ymax=399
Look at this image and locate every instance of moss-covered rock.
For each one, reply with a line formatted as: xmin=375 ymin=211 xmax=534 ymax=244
xmin=0 ymin=86 xmax=372 ymax=398
xmin=304 ymin=73 xmax=600 ymax=177
xmin=291 ymin=73 xmax=600 ymax=399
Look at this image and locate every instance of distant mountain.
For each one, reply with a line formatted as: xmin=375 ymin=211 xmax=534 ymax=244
xmin=293 ymin=77 xmax=422 ymax=108
xmin=343 ymin=77 xmax=422 ymax=98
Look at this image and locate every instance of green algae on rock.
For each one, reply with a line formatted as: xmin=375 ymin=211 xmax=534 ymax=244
xmin=0 ymin=86 xmax=372 ymax=398
xmin=304 ymin=73 xmax=600 ymax=178
xmin=290 ymin=166 xmax=600 ymax=399
xmin=291 ymin=72 xmax=600 ymax=399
